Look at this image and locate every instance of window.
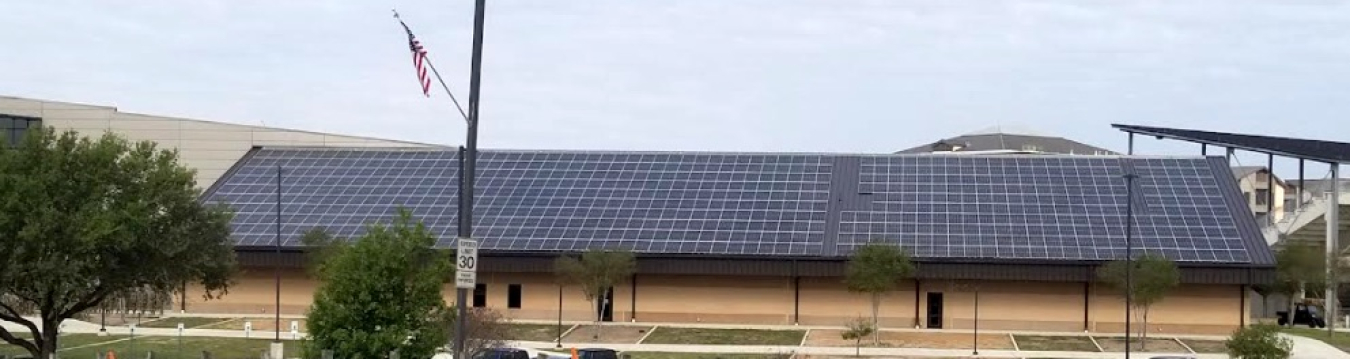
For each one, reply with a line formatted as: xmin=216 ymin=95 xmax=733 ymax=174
xmin=1244 ymin=191 xmax=1252 ymax=204
xmin=507 ymin=284 xmax=522 ymax=309
xmin=472 ymin=283 xmax=487 ymax=308
xmin=1 ymin=115 xmax=41 ymax=148
xmin=1021 ymin=144 xmax=1041 ymax=152
xmin=1255 ymin=189 xmax=1270 ymax=205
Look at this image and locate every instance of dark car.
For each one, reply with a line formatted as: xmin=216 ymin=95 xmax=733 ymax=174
xmin=1277 ymin=303 xmax=1327 ymax=328
xmin=475 ymin=348 xmax=531 ymax=359
xmin=576 ymin=348 xmax=619 ymax=359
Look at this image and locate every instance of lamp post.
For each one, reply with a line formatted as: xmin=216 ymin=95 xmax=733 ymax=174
xmin=1123 ymin=172 xmax=1138 ymax=359
xmin=557 ymin=285 xmax=563 ymax=348
xmin=973 ymin=287 xmax=980 ymax=356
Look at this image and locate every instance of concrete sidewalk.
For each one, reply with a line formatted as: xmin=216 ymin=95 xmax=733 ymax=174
xmin=6 ymin=317 xmax=1350 ymax=359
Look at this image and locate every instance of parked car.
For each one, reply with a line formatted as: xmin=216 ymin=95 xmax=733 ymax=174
xmin=1277 ymin=303 xmax=1327 ymax=328
xmin=475 ymin=348 xmax=532 ymax=359
xmin=576 ymin=348 xmax=619 ymax=359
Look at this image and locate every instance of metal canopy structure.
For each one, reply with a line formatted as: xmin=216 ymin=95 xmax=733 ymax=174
xmin=1112 ymin=124 xmax=1350 ymax=164
xmin=1112 ymin=123 xmax=1343 ymax=334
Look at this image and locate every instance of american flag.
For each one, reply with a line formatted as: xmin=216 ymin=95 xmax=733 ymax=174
xmin=399 ymin=18 xmax=432 ymax=97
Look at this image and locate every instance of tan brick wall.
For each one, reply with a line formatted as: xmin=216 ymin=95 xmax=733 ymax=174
xmin=798 ymin=277 xmax=916 ymax=327
xmin=1 ymin=96 xmax=436 ymax=188
xmin=199 ymin=270 xmax=1247 ymax=335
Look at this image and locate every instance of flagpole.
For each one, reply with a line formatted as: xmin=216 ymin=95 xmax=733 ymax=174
xmin=455 ymin=1 xmax=487 ymax=359
xmin=393 ymin=9 xmax=469 ymax=122
xmin=425 ymin=58 xmax=469 ymax=122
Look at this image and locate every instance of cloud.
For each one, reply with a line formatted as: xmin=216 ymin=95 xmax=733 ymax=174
xmin=1 ymin=0 xmax=1348 ymax=170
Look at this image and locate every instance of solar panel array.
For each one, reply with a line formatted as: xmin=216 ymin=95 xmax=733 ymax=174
xmin=204 ymin=148 xmax=1258 ymax=263
xmin=838 ymin=156 xmax=1249 ymax=262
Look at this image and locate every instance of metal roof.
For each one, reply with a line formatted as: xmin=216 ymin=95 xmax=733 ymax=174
xmin=1113 ymin=124 xmax=1350 ymax=164
xmin=204 ymin=146 xmax=1275 ymax=267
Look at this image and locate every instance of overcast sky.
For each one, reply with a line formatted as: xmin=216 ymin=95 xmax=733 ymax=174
xmin=3 ymin=0 xmax=1348 ymax=178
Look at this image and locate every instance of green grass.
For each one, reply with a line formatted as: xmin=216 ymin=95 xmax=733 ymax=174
xmin=1282 ymin=327 xmax=1350 ymax=352
xmin=511 ymin=323 xmax=572 ymax=342
xmin=639 ymin=327 xmax=805 ymax=346
xmin=1 ymin=334 xmax=128 ymax=356
xmin=622 ymin=352 xmax=786 ymax=359
xmin=2 ymin=335 xmax=305 ymax=359
xmin=138 ymin=317 xmax=234 ymax=329
xmin=1181 ymin=339 xmax=1229 ymax=353
xmin=1011 ymin=335 xmax=1100 ymax=352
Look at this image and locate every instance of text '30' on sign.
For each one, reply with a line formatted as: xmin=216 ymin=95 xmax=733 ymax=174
xmin=455 ymin=238 xmax=478 ymax=289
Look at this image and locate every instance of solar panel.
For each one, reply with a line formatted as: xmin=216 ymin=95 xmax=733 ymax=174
xmin=837 ymin=156 xmax=1250 ymax=262
xmin=204 ymin=148 xmax=1256 ymax=263
xmin=206 ymin=149 xmax=832 ymax=256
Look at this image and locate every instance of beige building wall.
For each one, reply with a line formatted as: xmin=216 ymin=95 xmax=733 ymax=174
xmin=1236 ymin=169 xmax=1287 ymax=223
xmin=798 ymin=277 xmax=917 ymax=327
xmin=0 ymin=96 xmax=438 ymax=188
xmin=203 ymin=270 xmax=1248 ymax=335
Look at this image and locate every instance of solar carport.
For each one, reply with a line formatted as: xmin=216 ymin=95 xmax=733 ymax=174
xmin=193 ymin=146 xmax=1274 ymax=334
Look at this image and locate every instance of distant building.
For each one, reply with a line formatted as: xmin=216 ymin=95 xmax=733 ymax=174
xmin=1230 ymin=166 xmax=1288 ymax=224
xmin=895 ymin=126 xmax=1118 ymax=155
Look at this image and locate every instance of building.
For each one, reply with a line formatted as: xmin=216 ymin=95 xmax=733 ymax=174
xmin=1229 ymin=166 xmax=1289 ymax=224
xmin=200 ymin=147 xmax=1271 ymax=335
xmin=3 ymin=96 xmax=1275 ymax=335
xmin=0 ymin=96 xmax=439 ymax=187
xmin=894 ymin=126 xmax=1117 ymax=156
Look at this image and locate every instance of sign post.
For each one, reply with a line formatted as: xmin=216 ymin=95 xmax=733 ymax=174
xmin=456 ymin=238 xmax=479 ymax=289
xmin=455 ymin=238 xmax=478 ymax=359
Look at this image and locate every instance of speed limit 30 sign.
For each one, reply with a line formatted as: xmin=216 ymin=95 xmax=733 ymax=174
xmin=455 ymin=238 xmax=478 ymax=289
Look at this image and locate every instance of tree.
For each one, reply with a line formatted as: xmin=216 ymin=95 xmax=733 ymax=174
xmin=304 ymin=209 xmax=453 ymax=359
xmin=1097 ymin=253 xmax=1179 ymax=349
xmin=299 ymin=227 xmax=341 ymax=277
xmin=840 ymin=317 xmax=875 ymax=357
xmin=1225 ymin=324 xmax=1292 ymax=359
xmin=554 ymin=249 xmax=636 ymax=340
xmin=449 ymin=307 xmax=512 ymax=357
xmin=1274 ymin=244 xmax=1325 ymax=326
xmin=0 ymin=128 xmax=236 ymax=358
xmin=844 ymin=241 xmax=914 ymax=345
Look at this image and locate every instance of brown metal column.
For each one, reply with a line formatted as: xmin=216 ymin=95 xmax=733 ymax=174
xmin=1239 ymin=285 xmax=1247 ymax=328
xmin=914 ymin=280 xmax=922 ymax=328
xmin=1083 ymin=281 xmax=1091 ymax=331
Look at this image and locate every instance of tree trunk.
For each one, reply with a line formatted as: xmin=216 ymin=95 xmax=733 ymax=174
xmin=40 ymin=317 xmax=60 ymax=359
xmin=1141 ymin=307 xmax=1150 ymax=351
xmin=593 ymin=297 xmax=602 ymax=340
xmin=870 ymin=292 xmax=880 ymax=345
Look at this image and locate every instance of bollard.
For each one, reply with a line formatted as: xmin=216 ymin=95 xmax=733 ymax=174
xmin=144 ymin=352 xmax=153 ymax=359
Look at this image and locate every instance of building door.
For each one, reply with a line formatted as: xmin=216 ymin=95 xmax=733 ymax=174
xmin=926 ymin=292 xmax=944 ymax=329
xmin=596 ymin=287 xmax=615 ymax=322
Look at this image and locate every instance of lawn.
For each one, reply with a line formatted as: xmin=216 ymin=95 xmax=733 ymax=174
xmin=138 ymin=317 xmax=234 ymax=329
xmin=622 ymin=352 xmax=788 ymax=359
xmin=511 ymin=323 xmax=572 ymax=342
xmin=641 ymin=328 xmax=805 ymax=346
xmin=1011 ymin=335 xmax=1099 ymax=352
xmin=0 ymin=334 xmax=128 ymax=356
xmin=1180 ymin=339 xmax=1229 ymax=353
xmin=1282 ymin=327 xmax=1350 ymax=352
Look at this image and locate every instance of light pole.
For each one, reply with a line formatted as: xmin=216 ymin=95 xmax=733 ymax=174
xmin=454 ymin=1 xmax=488 ymax=358
xmin=557 ymin=285 xmax=563 ymax=348
xmin=973 ymin=287 xmax=980 ymax=356
xmin=1123 ymin=172 xmax=1138 ymax=359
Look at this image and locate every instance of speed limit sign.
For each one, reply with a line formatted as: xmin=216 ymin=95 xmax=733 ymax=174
xmin=455 ymin=238 xmax=478 ymax=289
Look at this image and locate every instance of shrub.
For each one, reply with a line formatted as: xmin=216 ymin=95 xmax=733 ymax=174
xmin=1226 ymin=325 xmax=1292 ymax=359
